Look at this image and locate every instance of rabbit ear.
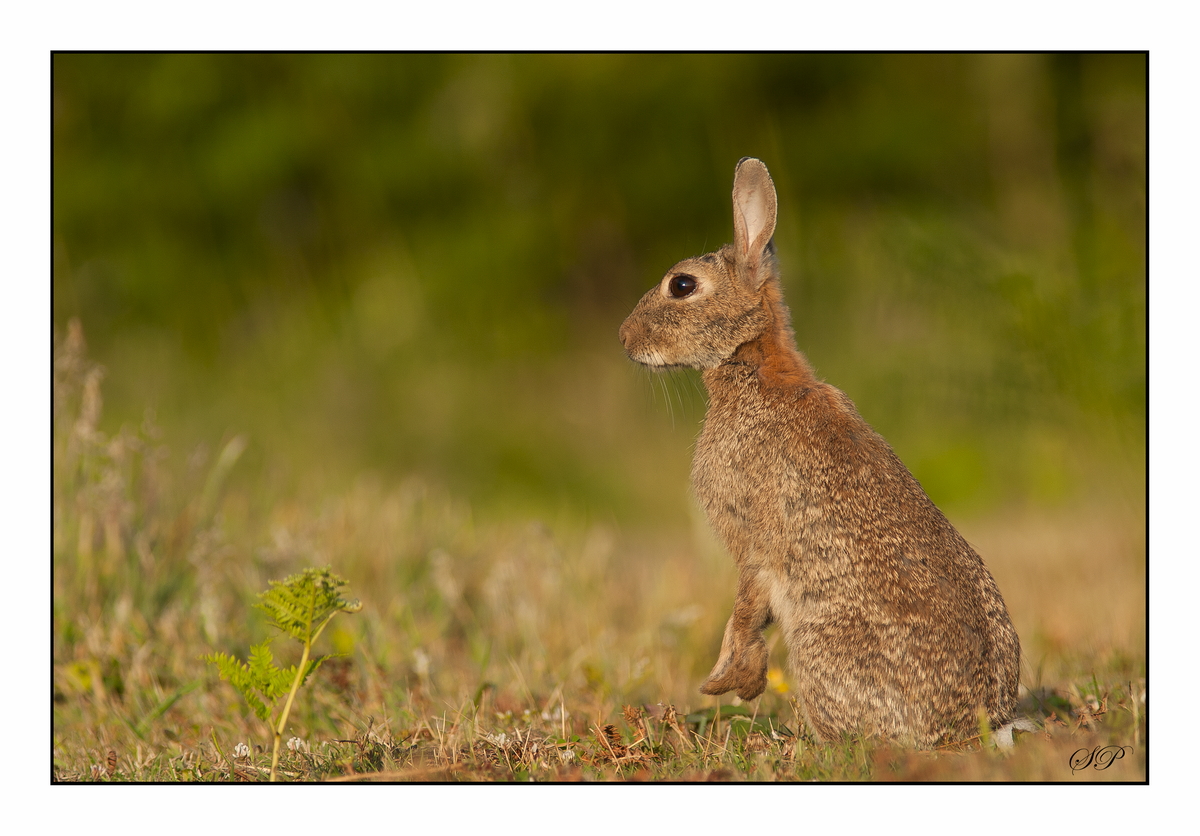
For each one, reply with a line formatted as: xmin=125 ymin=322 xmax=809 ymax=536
xmin=731 ymin=157 xmax=777 ymax=283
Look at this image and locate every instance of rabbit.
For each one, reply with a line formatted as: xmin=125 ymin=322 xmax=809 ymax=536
xmin=619 ymin=157 xmax=1020 ymax=747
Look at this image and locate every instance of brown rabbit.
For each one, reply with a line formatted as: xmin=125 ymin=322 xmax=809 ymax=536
xmin=619 ymin=158 xmax=1020 ymax=747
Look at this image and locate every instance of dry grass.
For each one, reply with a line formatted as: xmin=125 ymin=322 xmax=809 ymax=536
xmin=51 ymin=323 xmax=1145 ymax=783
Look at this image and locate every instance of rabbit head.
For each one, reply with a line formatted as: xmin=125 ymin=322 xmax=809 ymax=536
xmin=619 ymin=158 xmax=786 ymax=370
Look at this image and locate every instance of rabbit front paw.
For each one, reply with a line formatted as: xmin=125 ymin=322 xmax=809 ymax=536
xmin=699 ymin=638 xmax=768 ymax=701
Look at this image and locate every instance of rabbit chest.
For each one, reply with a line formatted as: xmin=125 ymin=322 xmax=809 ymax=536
xmin=692 ymin=366 xmax=826 ymax=574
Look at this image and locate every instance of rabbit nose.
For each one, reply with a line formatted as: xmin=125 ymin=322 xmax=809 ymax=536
xmin=619 ymin=315 xmax=647 ymax=352
xmin=618 ymin=317 xmax=634 ymax=348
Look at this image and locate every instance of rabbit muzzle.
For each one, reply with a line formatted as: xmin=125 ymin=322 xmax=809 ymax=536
xmin=618 ymin=311 xmax=663 ymax=367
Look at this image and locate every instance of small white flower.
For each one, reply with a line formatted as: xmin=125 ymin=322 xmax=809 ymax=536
xmin=233 ymin=742 xmax=250 ymax=759
xmin=413 ymin=648 xmax=431 ymax=678
xmin=287 ymin=737 xmax=309 ymax=753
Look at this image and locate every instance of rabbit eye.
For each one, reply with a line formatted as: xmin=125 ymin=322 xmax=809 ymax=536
xmin=668 ymin=274 xmax=698 ymax=298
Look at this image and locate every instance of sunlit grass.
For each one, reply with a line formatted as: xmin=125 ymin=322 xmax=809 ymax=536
xmin=52 ymin=321 xmax=1144 ymax=782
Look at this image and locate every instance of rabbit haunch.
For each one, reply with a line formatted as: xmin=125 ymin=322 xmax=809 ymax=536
xmin=619 ymin=157 xmax=1020 ymax=747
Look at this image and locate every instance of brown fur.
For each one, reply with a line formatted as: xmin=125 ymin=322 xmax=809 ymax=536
xmin=619 ymin=158 xmax=1020 ymax=747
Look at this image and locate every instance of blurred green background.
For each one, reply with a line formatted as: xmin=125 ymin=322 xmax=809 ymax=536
xmin=53 ymin=53 xmax=1145 ymax=526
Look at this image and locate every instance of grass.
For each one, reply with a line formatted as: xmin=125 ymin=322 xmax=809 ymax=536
xmin=50 ymin=319 xmax=1145 ymax=783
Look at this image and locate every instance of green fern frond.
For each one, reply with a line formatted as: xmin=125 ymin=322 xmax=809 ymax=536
xmin=204 ymin=650 xmax=273 ymax=722
xmin=257 ymin=568 xmax=362 ymax=643
xmin=204 ymin=566 xmax=361 ymax=781
xmin=247 ymin=643 xmax=294 ymax=702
